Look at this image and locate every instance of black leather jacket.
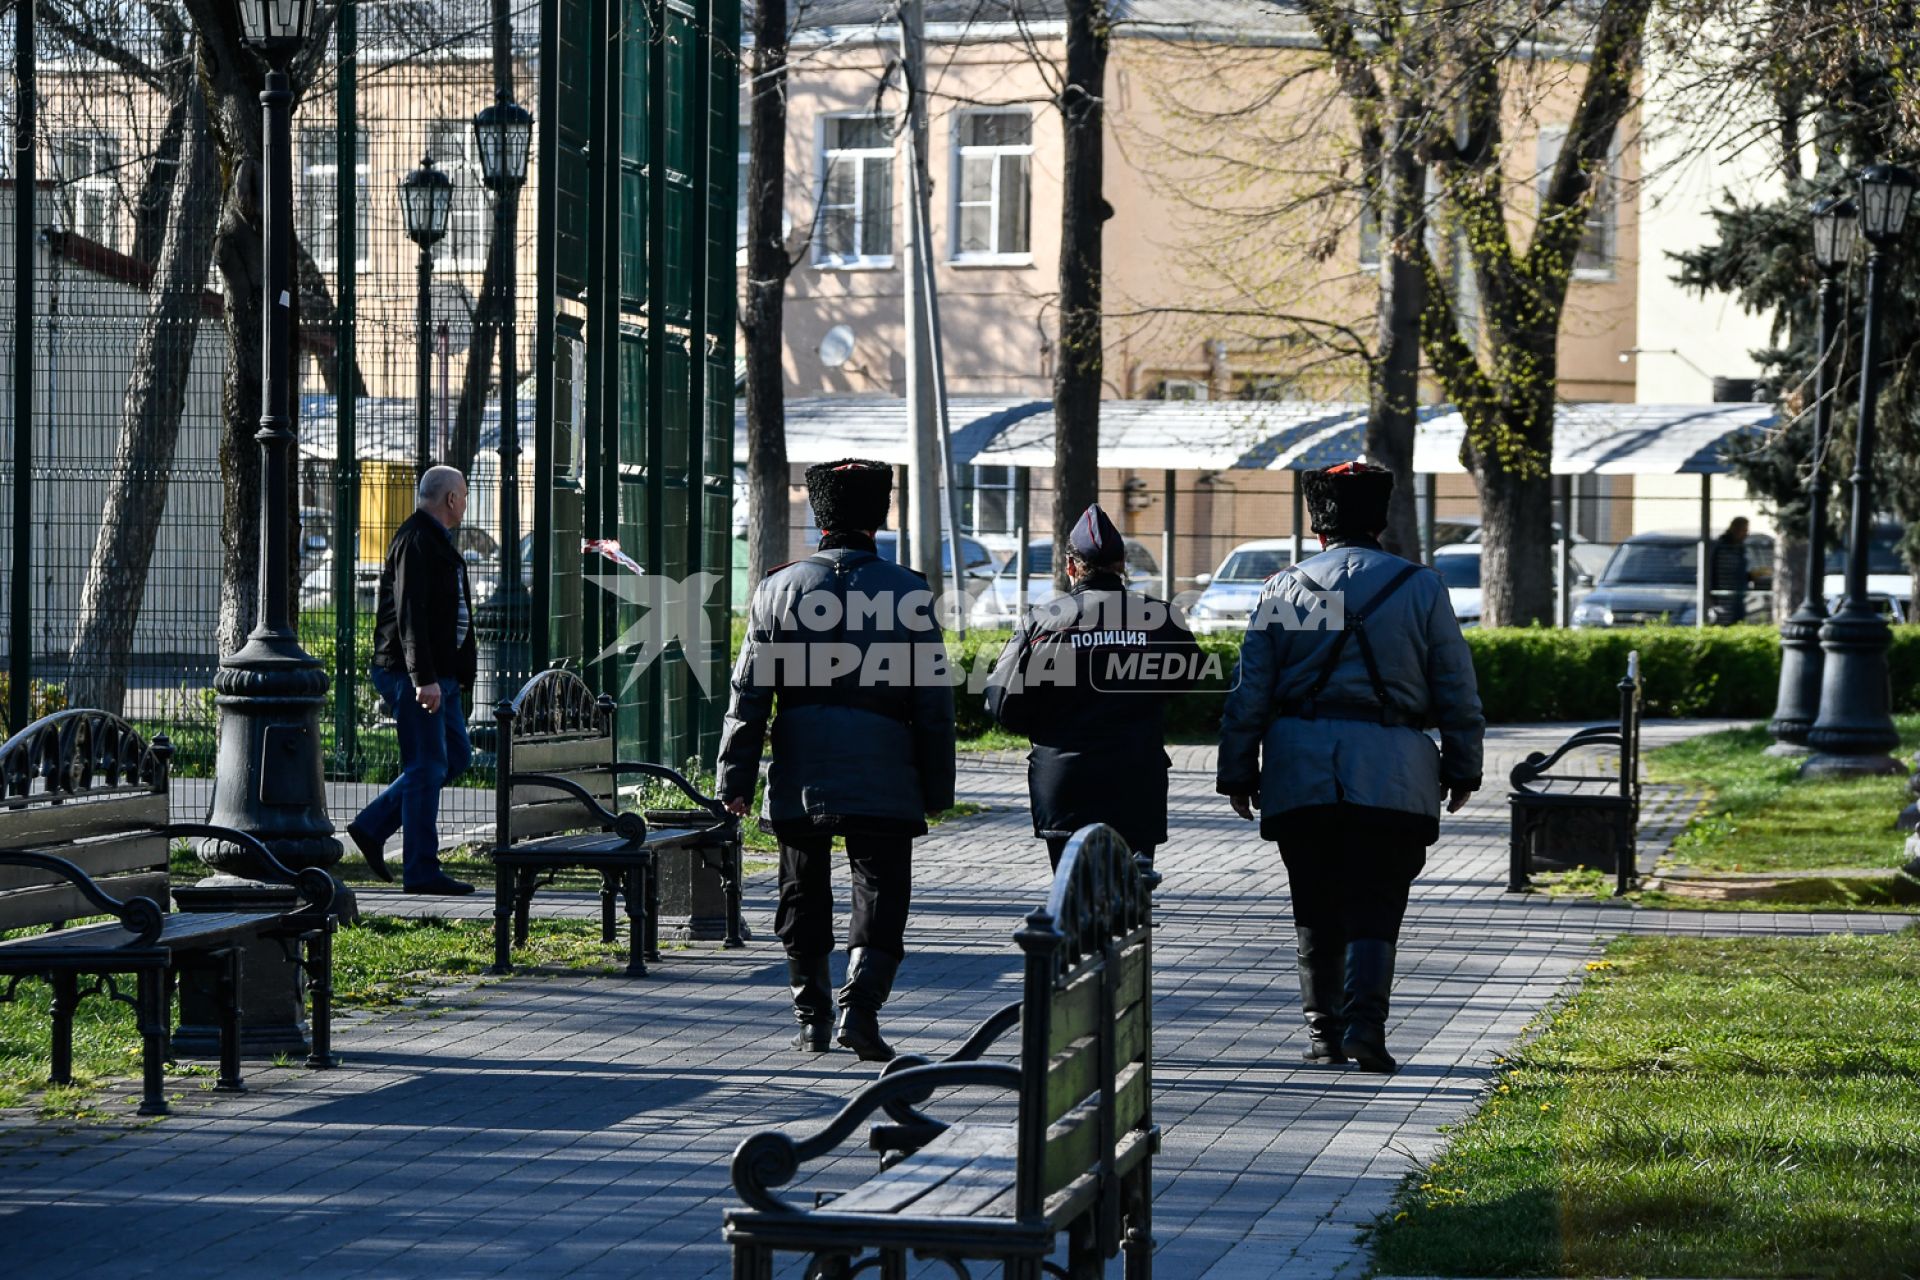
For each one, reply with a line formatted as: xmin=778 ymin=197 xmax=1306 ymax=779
xmin=371 ymin=509 xmax=478 ymax=689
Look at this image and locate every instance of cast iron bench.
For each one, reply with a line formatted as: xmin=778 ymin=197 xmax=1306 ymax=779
xmin=1508 ymin=651 xmax=1645 ymax=896
xmin=725 ymin=823 xmax=1157 ymax=1280
xmin=489 ymin=669 xmax=741 ymax=977
xmin=0 ymin=709 xmax=337 ymax=1115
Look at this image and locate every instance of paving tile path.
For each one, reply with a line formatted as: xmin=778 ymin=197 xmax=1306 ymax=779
xmin=2 ymin=722 xmax=1910 ymax=1280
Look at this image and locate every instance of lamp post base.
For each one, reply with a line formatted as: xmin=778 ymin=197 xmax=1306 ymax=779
xmin=1766 ymin=607 xmax=1825 ymax=755
xmin=1764 ymin=738 xmax=1813 ymax=758
xmin=1798 ymin=750 xmax=1903 ymax=779
xmin=1804 ymin=606 xmax=1899 ymax=774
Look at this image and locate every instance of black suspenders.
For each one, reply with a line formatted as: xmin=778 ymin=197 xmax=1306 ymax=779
xmin=1282 ymin=559 xmax=1427 ymax=726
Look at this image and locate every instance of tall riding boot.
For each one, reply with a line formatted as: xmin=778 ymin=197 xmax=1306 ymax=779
xmin=1340 ymin=940 xmax=1398 ymax=1073
xmin=835 ymin=947 xmax=900 ymax=1062
xmin=1295 ymin=928 xmax=1348 ymax=1065
xmin=786 ymin=954 xmax=834 ymax=1054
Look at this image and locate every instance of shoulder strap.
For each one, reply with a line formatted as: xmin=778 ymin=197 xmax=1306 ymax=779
xmin=1301 ymin=559 xmax=1429 ymax=708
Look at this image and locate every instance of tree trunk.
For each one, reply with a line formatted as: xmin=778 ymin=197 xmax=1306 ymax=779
xmin=297 ymin=238 xmax=368 ymax=399
xmin=1052 ymin=0 xmax=1109 ymax=590
xmin=215 ymin=156 xmax=268 ymax=657
xmin=131 ymin=91 xmax=186 ymax=266
xmin=1472 ymin=455 xmax=1555 ymax=627
xmin=66 ymin=76 xmax=219 ymax=715
xmin=1774 ymin=534 xmax=1807 ymax=623
xmin=1366 ymin=95 xmax=1425 ymax=561
xmin=742 ymin=0 xmax=794 ymax=587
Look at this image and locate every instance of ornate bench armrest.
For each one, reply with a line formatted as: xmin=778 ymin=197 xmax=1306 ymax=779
xmin=1509 ymin=727 xmax=1626 ymax=792
xmin=507 ymin=772 xmax=648 ymax=845
xmin=879 ymin=1000 xmax=1023 ymax=1129
xmin=730 ymin=1060 xmax=1022 ymax=1213
xmin=168 ymin=822 xmax=337 ymax=916
xmin=609 ymin=762 xmax=740 ymax=843
xmin=0 ymin=849 xmax=166 ymax=946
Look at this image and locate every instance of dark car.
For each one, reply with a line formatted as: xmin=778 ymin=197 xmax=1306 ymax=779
xmin=1570 ymin=530 xmax=1774 ymax=627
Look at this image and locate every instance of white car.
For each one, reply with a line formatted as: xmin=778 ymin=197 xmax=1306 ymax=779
xmin=1821 ymin=520 xmax=1910 ymax=620
xmin=1185 ymin=539 xmax=1296 ymax=633
xmin=969 ymin=537 xmax=1161 ymax=627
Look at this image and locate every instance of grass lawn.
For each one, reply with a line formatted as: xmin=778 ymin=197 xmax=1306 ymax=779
xmin=1368 ymin=933 xmax=1920 ymax=1279
xmin=1646 ymin=717 xmax=1920 ymax=874
xmin=0 ymin=918 xmax=618 ymax=1116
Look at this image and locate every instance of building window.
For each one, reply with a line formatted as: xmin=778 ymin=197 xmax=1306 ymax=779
xmin=1146 ymin=377 xmax=1209 ymax=402
xmin=1358 ymin=195 xmax=1381 ymax=271
xmin=816 ymin=115 xmax=894 ymax=268
xmin=51 ymin=133 xmax=121 ymax=252
xmin=1537 ymin=125 xmax=1617 ymax=277
xmin=427 ymin=118 xmax=489 ymax=272
xmin=964 ymin=464 xmax=1017 ymax=535
xmin=952 ymin=109 xmax=1031 ymax=262
xmin=298 ymin=126 xmax=371 ymax=272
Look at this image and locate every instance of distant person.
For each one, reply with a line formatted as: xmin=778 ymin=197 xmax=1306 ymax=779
xmin=984 ymin=503 xmax=1205 ymax=870
xmin=716 ymin=459 xmax=956 ymax=1062
xmin=1217 ymin=462 xmax=1483 ymax=1074
xmin=1710 ymin=517 xmax=1752 ymax=625
xmin=345 ymin=465 xmax=478 ymax=895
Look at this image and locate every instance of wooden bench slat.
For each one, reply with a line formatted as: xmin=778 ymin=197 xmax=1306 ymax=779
xmin=827 ymin=1124 xmax=1016 ymax=1217
xmin=509 ymin=736 xmax=611 ymax=772
xmin=0 ymin=792 xmax=167 ymax=846
xmin=1044 ymin=997 xmax=1148 ymax=1127
xmin=0 ymin=872 xmax=170 ymax=934
xmin=1042 ymin=1100 xmax=1100 ymax=1197
xmin=507 ymin=802 xmax=619 ymax=843
xmin=1046 ymin=937 xmax=1147 ymax=1056
xmin=0 ymin=911 xmax=277 ymax=955
xmin=0 ymin=833 xmax=167 ymax=893
xmin=506 ymin=768 xmax=618 ymax=808
xmin=1112 ymin=1059 xmax=1149 ymax=1136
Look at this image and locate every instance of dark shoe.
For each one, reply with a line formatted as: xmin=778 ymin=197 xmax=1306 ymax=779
xmin=1340 ymin=939 xmax=1398 ymax=1074
xmin=835 ymin=947 xmax=900 ymax=1062
xmin=787 ymin=954 xmax=834 ymax=1055
xmin=404 ymin=873 xmax=475 ymax=896
xmin=346 ymin=822 xmax=392 ymax=883
xmin=1296 ymin=927 xmax=1348 ymax=1065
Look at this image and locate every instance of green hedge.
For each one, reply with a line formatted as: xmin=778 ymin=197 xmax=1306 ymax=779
xmin=729 ymin=617 xmax=1920 ymax=732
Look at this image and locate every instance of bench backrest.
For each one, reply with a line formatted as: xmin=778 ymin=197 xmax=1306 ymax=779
xmin=495 ymin=669 xmax=618 ymax=844
xmin=0 ymin=711 xmax=173 ymax=933
xmin=1014 ymin=824 xmax=1154 ymax=1235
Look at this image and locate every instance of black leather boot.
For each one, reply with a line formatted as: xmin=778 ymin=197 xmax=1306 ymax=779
xmin=1340 ymin=940 xmax=1398 ymax=1074
xmin=835 ymin=947 xmax=899 ymax=1062
xmin=1295 ymin=928 xmax=1348 ymax=1065
xmin=787 ymin=954 xmax=834 ymax=1053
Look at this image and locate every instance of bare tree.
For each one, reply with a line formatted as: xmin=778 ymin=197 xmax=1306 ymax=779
xmin=1052 ymin=0 xmax=1109 ymax=588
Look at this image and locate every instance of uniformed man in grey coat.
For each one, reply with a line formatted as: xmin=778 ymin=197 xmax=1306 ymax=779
xmin=716 ymin=459 xmax=957 ymax=1062
xmin=1218 ymin=462 xmax=1483 ymax=1073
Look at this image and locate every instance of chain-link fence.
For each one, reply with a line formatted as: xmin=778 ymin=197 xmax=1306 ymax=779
xmin=2 ymin=0 xmax=740 ymax=837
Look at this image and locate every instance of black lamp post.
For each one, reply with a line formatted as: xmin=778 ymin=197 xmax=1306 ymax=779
xmin=1768 ymin=195 xmax=1857 ymax=755
xmin=400 ymin=155 xmax=452 ymax=475
xmin=195 ymin=0 xmax=343 ymax=1052
xmin=472 ymin=95 xmax=534 ymax=713
xmin=1804 ymin=163 xmax=1916 ymax=778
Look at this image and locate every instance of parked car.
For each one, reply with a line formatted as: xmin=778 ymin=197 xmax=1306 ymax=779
xmin=969 ymin=537 xmax=1161 ymax=627
xmin=870 ymin=530 xmax=1000 ymax=598
xmin=1186 ymin=539 xmax=1295 ymax=633
xmin=1435 ymin=533 xmax=1606 ymax=627
xmin=1822 ymin=519 xmax=1911 ymax=620
xmin=1570 ymin=530 xmax=1775 ymax=627
xmin=297 ymin=554 xmax=382 ymax=613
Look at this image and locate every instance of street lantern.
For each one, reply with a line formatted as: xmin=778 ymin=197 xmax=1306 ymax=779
xmin=235 ymin=0 xmax=318 ymax=53
xmin=473 ymin=96 xmax=534 ymax=191
xmin=1810 ymin=194 xmax=1858 ymax=269
xmin=1806 ymin=166 xmax=1911 ymax=778
xmin=399 ymin=154 xmax=454 ymax=249
xmin=401 ymin=156 xmax=453 ymax=472
xmin=1768 ymin=195 xmax=1857 ymax=754
xmin=1857 ymin=163 xmax=1917 ymax=243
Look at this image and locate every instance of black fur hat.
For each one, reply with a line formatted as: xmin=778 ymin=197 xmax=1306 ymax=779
xmin=1302 ymin=461 xmax=1394 ymax=538
xmin=805 ymin=458 xmax=893 ymax=533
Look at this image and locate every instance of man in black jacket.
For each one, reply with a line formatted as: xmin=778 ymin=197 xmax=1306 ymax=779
xmin=984 ymin=503 xmax=1205 ymax=868
xmin=716 ymin=459 xmax=956 ymax=1061
xmin=344 ymin=465 xmax=479 ymax=895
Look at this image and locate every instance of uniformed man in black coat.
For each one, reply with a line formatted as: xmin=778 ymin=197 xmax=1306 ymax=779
xmin=716 ymin=459 xmax=956 ymax=1061
xmin=984 ymin=504 xmax=1206 ymax=868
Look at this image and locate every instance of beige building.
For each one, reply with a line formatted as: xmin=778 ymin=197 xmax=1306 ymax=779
xmin=745 ymin=2 xmax=1643 ymax=580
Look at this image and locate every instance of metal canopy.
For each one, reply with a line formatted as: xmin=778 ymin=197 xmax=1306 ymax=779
xmin=749 ymin=396 xmax=1778 ymax=476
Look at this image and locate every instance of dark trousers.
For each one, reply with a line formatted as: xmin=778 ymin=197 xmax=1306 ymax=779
xmin=775 ymin=834 xmax=913 ymax=961
xmin=1277 ymin=837 xmax=1425 ymax=944
xmin=1044 ymin=835 xmax=1156 ymax=872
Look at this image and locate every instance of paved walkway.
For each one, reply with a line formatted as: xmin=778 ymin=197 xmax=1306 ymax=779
xmin=2 ymin=723 xmax=1911 ymax=1279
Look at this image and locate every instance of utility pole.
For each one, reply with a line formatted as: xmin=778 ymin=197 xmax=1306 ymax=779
xmin=899 ymin=0 xmax=943 ymax=602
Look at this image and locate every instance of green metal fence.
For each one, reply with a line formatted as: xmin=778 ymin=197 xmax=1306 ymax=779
xmin=0 ymin=0 xmax=738 ymax=830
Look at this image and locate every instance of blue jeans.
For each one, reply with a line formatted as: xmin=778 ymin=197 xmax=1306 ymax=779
xmin=354 ymin=668 xmax=472 ymax=886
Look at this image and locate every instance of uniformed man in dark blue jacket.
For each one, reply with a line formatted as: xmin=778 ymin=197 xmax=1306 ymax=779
xmin=716 ymin=459 xmax=956 ymax=1061
xmin=984 ymin=504 xmax=1205 ymax=869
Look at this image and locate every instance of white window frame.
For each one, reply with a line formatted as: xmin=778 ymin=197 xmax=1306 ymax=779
xmin=965 ymin=464 xmax=1017 ymax=536
xmin=1151 ymin=377 xmax=1209 ymax=402
xmin=813 ymin=113 xmax=895 ymax=271
xmin=1537 ymin=124 xmax=1619 ymax=280
xmin=298 ymin=126 xmax=372 ymax=273
xmin=428 ymin=118 xmax=489 ymax=273
xmin=1358 ymin=194 xmax=1381 ymax=272
xmin=52 ymin=133 xmax=121 ymax=252
xmin=950 ymin=107 xmax=1033 ymax=265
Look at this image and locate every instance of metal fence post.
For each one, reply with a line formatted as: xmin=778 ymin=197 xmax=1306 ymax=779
xmin=330 ymin=0 xmax=359 ymax=774
xmin=9 ymin=0 xmax=35 ymax=736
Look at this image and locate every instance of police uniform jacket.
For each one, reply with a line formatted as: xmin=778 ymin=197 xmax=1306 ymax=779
xmin=984 ymin=572 xmax=1205 ymax=851
xmin=1216 ymin=540 xmax=1483 ymax=843
xmin=716 ymin=543 xmax=957 ymax=836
